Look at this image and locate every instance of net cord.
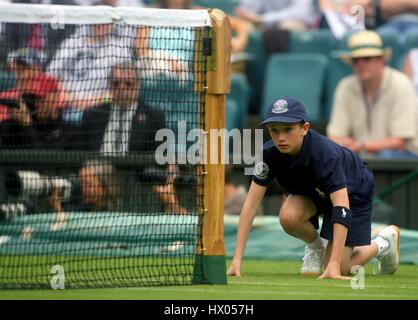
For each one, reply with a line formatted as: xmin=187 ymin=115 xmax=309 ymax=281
xmin=0 ymin=3 xmax=212 ymax=27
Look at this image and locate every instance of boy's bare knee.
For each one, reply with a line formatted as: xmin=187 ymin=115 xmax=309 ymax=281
xmin=279 ymin=211 xmax=300 ymax=234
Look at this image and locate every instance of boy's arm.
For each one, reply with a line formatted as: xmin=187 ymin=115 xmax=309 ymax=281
xmin=227 ymin=182 xmax=267 ymax=277
xmin=320 ymin=187 xmax=351 ymax=280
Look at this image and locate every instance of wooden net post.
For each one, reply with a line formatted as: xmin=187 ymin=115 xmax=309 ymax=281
xmin=193 ymin=8 xmax=231 ymax=285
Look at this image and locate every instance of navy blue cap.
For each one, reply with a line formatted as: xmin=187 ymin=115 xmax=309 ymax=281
xmin=260 ymin=97 xmax=308 ymax=125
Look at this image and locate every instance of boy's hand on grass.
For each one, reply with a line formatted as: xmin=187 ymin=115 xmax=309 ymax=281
xmin=227 ymin=259 xmax=242 ymax=277
xmin=319 ymin=262 xmax=351 ymax=280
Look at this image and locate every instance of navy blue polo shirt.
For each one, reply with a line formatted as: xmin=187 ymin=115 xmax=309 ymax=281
xmin=253 ymin=129 xmax=374 ymax=210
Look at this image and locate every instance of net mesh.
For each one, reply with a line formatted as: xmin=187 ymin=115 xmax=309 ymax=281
xmin=0 ymin=4 xmax=212 ymax=289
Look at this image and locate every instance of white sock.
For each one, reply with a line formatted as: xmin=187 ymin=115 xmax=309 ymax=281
xmin=372 ymin=236 xmax=389 ymax=257
xmin=306 ymin=234 xmax=323 ymax=250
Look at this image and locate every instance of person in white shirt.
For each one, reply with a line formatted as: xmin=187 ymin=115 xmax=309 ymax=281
xmin=234 ymin=0 xmax=316 ymax=30
xmin=47 ymin=23 xmax=136 ymax=110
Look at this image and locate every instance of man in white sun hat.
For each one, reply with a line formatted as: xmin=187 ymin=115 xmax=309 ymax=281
xmin=327 ymin=30 xmax=418 ymax=159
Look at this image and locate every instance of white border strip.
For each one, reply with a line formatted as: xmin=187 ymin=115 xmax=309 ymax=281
xmin=0 ymin=4 xmax=212 ymax=27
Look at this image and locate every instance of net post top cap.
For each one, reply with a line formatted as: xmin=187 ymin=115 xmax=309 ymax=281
xmin=260 ymin=97 xmax=307 ymax=125
xmin=7 ymin=47 xmax=47 ymax=66
xmin=339 ymin=30 xmax=392 ymax=64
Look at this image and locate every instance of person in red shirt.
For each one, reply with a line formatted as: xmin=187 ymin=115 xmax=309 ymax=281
xmin=0 ymin=47 xmax=74 ymax=149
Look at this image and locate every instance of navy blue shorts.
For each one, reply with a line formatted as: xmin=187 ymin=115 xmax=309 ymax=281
xmin=285 ymin=195 xmax=373 ymax=247
xmin=293 ymin=168 xmax=374 ymax=247
xmin=319 ymin=168 xmax=374 ymax=247
xmin=319 ymin=200 xmax=372 ymax=247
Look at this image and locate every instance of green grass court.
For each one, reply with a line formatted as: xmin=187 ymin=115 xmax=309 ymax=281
xmin=1 ymin=260 xmax=418 ymax=300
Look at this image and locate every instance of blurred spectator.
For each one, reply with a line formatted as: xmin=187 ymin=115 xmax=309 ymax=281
xmin=144 ymin=0 xmax=250 ymax=76
xmin=134 ymin=25 xmax=191 ymax=83
xmin=0 ymin=160 xmax=121 ymax=227
xmin=327 ymin=30 xmax=418 ymax=159
xmin=10 ymin=0 xmax=74 ymax=2
xmin=47 ymin=159 xmax=121 ymax=219
xmin=404 ymin=48 xmax=418 ymax=95
xmin=6 ymin=0 xmax=203 ymax=120
xmin=153 ymin=164 xmax=189 ymax=215
xmin=78 ymin=60 xmax=165 ymax=154
xmin=0 ymin=48 xmax=76 ymax=149
xmin=47 ymin=22 xmax=135 ymax=110
xmin=75 ymin=0 xmax=143 ymax=5
xmin=49 ymin=159 xmax=121 ymax=229
xmin=151 ymin=0 xmax=251 ymax=53
xmin=224 ymin=165 xmax=262 ymax=216
xmin=77 ymin=160 xmax=121 ymax=211
xmin=0 ymin=0 xmax=77 ymax=66
xmin=77 ymin=56 xmax=188 ymax=214
xmin=0 ymin=104 xmax=6 ymax=122
xmin=378 ymin=0 xmax=418 ymax=41
xmin=234 ymin=0 xmax=316 ymax=31
xmin=51 ymin=162 xmax=189 ymax=225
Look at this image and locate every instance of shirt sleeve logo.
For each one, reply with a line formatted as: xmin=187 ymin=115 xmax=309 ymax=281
xmin=254 ymin=162 xmax=269 ymax=179
xmin=272 ymin=99 xmax=288 ymax=114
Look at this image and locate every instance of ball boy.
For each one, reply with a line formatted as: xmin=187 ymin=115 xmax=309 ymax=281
xmin=227 ymin=97 xmax=400 ymax=279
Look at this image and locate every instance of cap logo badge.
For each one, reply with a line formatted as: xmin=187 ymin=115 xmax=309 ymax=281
xmin=272 ymin=99 xmax=288 ymax=114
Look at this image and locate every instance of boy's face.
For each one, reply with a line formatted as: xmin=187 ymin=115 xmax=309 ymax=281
xmin=267 ymin=122 xmax=310 ymax=156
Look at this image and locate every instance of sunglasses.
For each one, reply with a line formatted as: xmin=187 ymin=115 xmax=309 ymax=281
xmin=352 ymin=56 xmax=380 ymax=63
xmin=111 ymin=79 xmax=136 ymax=89
xmin=12 ymin=59 xmax=31 ymax=68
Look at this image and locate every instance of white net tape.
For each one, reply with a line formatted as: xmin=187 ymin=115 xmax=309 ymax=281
xmin=0 ymin=3 xmax=212 ymax=27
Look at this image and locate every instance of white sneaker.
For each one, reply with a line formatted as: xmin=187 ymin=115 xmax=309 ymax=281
xmin=300 ymin=245 xmax=324 ymax=276
xmin=375 ymin=225 xmax=400 ymax=275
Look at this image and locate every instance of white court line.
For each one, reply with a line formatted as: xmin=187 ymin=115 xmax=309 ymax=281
xmin=228 ymin=280 xmax=418 ymax=290
xmin=129 ymin=286 xmax=418 ymax=298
